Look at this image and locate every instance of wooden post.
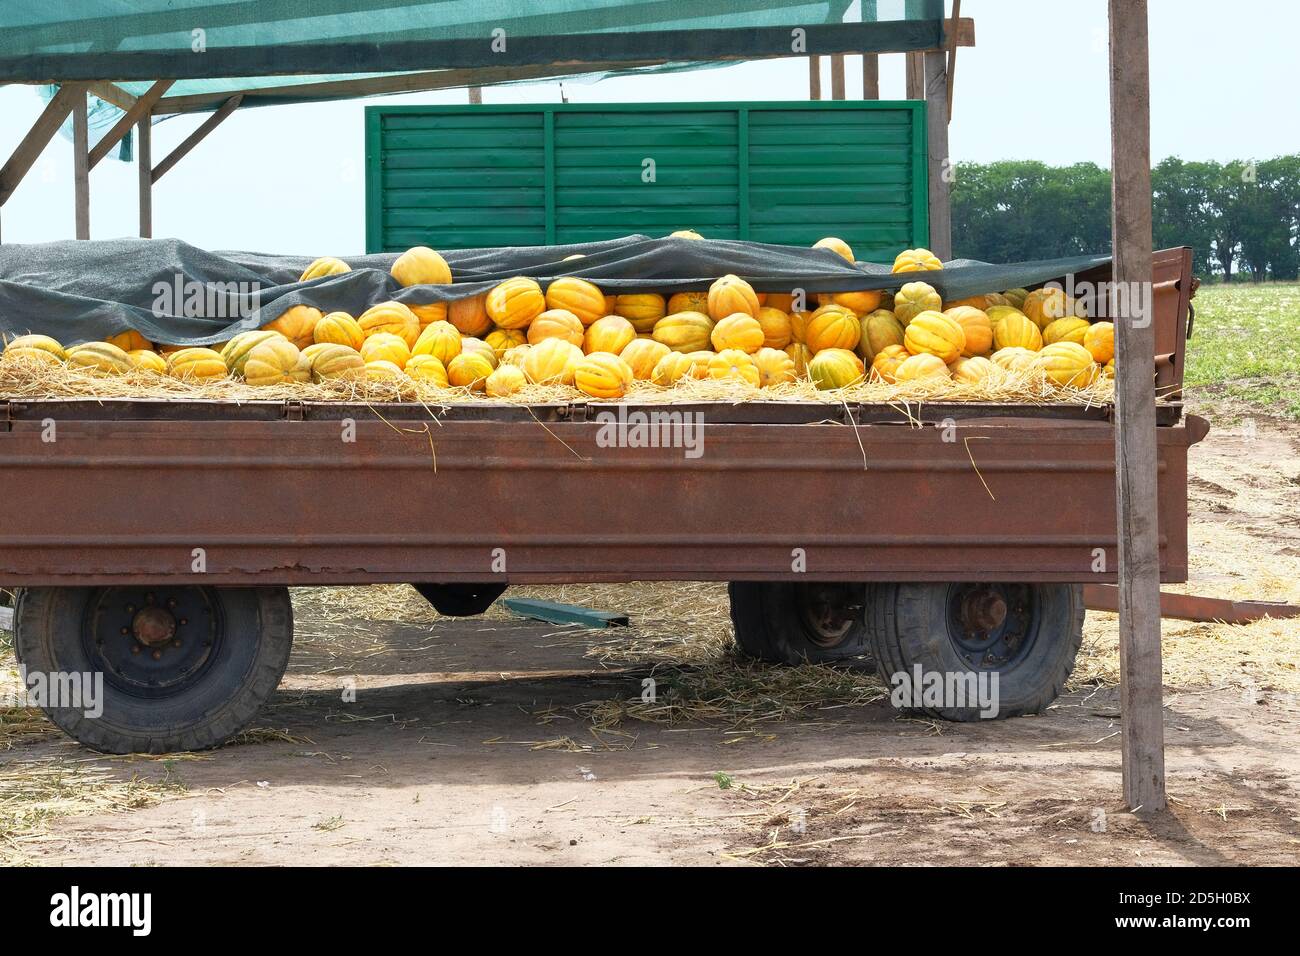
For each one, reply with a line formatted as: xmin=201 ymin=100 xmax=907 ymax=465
xmin=830 ymin=54 xmax=846 ymax=100
xmin=72 ymin=90 xmax=89 ymax=240
xmin=905 ymin=52 xmax=924 ymax=99
xmin=151 ymin=95 xmax=243 ymax=183
xmin=808 ymin=56 xmax=822 ymax=100
xmin=1109 ymin=0 xmax=1166 ymax=813
xmin=923 ymin=50 xmax=952 ymax=260
xmin=862 ymin=55 xmax=880 ymax=99
xmin=137 ymin=116 xmax=152 ymax=238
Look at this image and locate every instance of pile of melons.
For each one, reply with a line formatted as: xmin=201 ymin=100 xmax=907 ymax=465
xmin=0 ymin=238 xmax=1114 ymax=400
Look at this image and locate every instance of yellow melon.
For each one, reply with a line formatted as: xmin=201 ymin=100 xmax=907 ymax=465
xmin=893 ymin=281 xmax=942 ymax=325
xmin=310 ymin=344 xmax=365 ymax=382
xmin=262 ymin=305 xmax=322 ymax=349
xmin=411 ymin=320 xmax=462 ymax=366
xmin=485 ymin=364 xmax=528 ymax=397
xmin=620 ymin=338 xmax=670 ymax=380
xmin=66 ymin=342 xmax=134 ymax=375
xmin=584 ymin=315 xmax=636 ymax=355
xmin=809 ymin=348 xmax=865 ymax=389
xmin=784 ymin=342 xmax=812 ymax=377
xmin=950 ymin=355 xmax=997 ymax=384
xmin=244 ymin=339 xmax=308 ymax=386
xmin=391 ymin=246 xmax=452 ymax=286
xmin=891 ymin=248 xmax=943 ymax=273
xmin=895 ymin=352 xmax=951 ymax=383
xmin=360 ymin=332 xmax=411 ymax=367
xmin=521 ymin=337 xmax=583 ymax=385
xmin=1023 ymin=287 xmax=1082 ymax=328
xmin=813 ymin=237 xmax=855 ymax=262
xmin=755 ymin=307 xmax=793 ymax=349
xmin=1039 ymin=342 xmax=1099 ymax=387
xmin=2 ymin=334 xmax=66 ymax=365
xmin=707 ymin=275 xmax=760 ymax=321
xmin=545 ymin=277 xmax=606 ymax=326
xmin=447 ymin=351 xmax=495 ymax=390
xmin=459 ymin=337 xmax=498 ymax=368
xmin=166 ymin=347 xmax=227 ymax=382
xmin=870 ymin=344 xmax=910 ymax=384
xmin=313 ymin=312 xmax=364 ymax=350
xmin=486 ymin=277 xmax=546 ymax=330
xmin=753 ymin=347 xmax=796 ymax=387
xmin=485 ymin=328 xmax=527 ymax=358
xmin=106 ymin=330 xmax=152 ymax=353
xmin=614 ymin=294 xmax=666 ymax=333
xmin=804 ymin=304 xmax=861 ymax=354
xmin=1084 ymin=321 xmax=1115 ymax=364
xmin=945 ymin=306 xmax=993 ymax=357
xmin=904 ymin=310 xmax=965 ymax=364
xmin=991 ymin=347 xmax=1041 ymax=373
xmin=667 ymin=291 xmax=710 ymax=315
xmin=992 ymin=313 xmax=1044 ymax=352
xmin=448 ymin=295 xmax=492 ymax=337
xmin=358 ymin=301 xmax=420 ymax=348
xmin=710 ymin=313 xmax=765 ymax=354
xmin=707 ymin=349 xmax=761 ymax=387
xmin=857 ymin=309 xmax=905 ymax=363
xmin=409 ymin=301 xmax=449 ymax=329
xmin=653 ymin=312 xmax=714 ymax=353
xmin=650 ymin=351 xmax=696 ymax=386
xmin=405 ymin=353 xmax=450 ymax=386
xmin=363 ymin=360 xmax=408 ymax=384
xmin=1043 ymin=316 xmax=1090 ymax=347
xmin=300 ymin=256 xmax=351 ymax=282
xmin=575 ymin=352 xmax=635 ymax=399
xmin=127 ymin=349 xmax=166 ymax=373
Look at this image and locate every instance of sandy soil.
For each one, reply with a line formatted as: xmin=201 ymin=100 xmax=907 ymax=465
xmin=4 ymin=411 xmax=1299 ymax=867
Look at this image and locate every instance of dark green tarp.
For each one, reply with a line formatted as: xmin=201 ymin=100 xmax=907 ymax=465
xmin=0 ymin=236 xmax=1109 ymax=348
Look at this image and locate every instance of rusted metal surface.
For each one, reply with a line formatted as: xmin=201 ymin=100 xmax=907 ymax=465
xmin=1083 ymin=584 xmax=1300 ymax=625
xmin=0 ymin=413 xmax=1204 ymax=587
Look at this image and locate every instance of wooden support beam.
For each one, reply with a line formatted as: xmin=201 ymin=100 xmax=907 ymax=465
xmin=86 ymin=82 xmax=137 ymax=111
xmin=1083 ymin=585 xmax=1300 ymax=626
xmin=137 ymin=115 xmax=152 ymax=238
xmin=945 ymin=0 xmax=962 ymax=117
xmin=830 ymin=54 xmax=846 ymax=100
xmin=1109 ymin=0 xmax=1165 ymax=814
xmin=151 ymin=94 xmax=243 ymax=183
xmin=923 ymin=50 xmax=952 ymax=260
xmin=88 ymin=80 xmax=171 ymax=170
xmin=72 ymin=91 xmax=89 ymax=240
xmin=905 ymin=52 xmax=924 ymax=99
xmin=0 ymin=83 xmax=84 ymax=208
xmin=862 ymin=54 xmax=880 ymax=99
xmin=808 ymin=56 xmax=822 ymax=100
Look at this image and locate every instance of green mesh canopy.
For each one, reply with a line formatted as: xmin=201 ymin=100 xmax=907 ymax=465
xmin=1 ymin=0 xmax=946 ymax=87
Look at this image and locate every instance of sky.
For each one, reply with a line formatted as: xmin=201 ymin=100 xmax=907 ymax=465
xmin=0 ymin=0 xmax=1295 ymax=255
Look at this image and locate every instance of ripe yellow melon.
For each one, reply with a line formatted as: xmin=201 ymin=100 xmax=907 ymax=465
xmin=300 ymin=256 xmax=351 ymax=281
xmin=620 ymin=338 xmax=670 ymax=379
xmin=667 ymin=291 xmax=709 ymax=315
xmin=1022 ymin=287 xmax=1081 ymax=328
xmin=447 ymin=351 xmax=495 ymax=390
xmin=448 ymin=295 xmax=492 ymax=337
xmin=166 ymin=347 xmax=227 ymax=382
xmin=821 ymin=290 xmax=883 ymax=315
xmin=870 ymin=344 xmax=910 ymax=384
xmin=710 ymin=313 xmax=765 ymax=354
xmin=904 ymin=310 xmax=965 ymax=364
xmin=991 ymin=347 xmax=1041 ymax=373
xmin=753 ymin=347 xmax=796 ymax=387
xmin=313 ymin=312 xmax=364 ymax=350
xmin=409 ymin=301 xmax=449 ymax=329
xmin=891 ymin=248 xmax=943 ymax=273
xmin=1039 ymin=342 xmax=1099 ymax=387
xmin=950 ymin=355 xmax=997 ymax=384
xmin=614 ymin=294 xmax=666 ymax=333
xmin=405 ymin=353 xmax=449 ymax=386
xmin=412 ymin=320 xmax=462 ymax=366
xmin=244 ymin=339 xmax=308 ymax=386
xmin=545 ymin=277 xmax=606 ymax=326
xmin=650 ymin=351 xmax=696 ymax=386
xmin=893 ymin=281 xmax=943 ymax=325
xmin=707 ymin=349 xmax=761 ymax=387
xmin=459 ymin=337 xmax=498 ymax=368
xmin=358 ymin=301 xmax=420 ymax=347
xmin=707 ymin=275 xmax=760 ymax=321
xmin=2 ymin=334 xmax=67 ymax=365
xmin=127 ymin=349 xmax=166 ymax=373
xmin=653 ymin=312 xmax=714 ymax=353
xmin=528 ymin=309 xmax=585 ymax=347
xmin=813 ymin=237 xmax=855 ymax=262
xmin=310 ymin=344 xmax=365 ymax=382
xmin=993 ymin=313 xmax=1043 ymax=352
xmin=575 ymin=352 xmax=634 ymax=399
xmin=945 ymin=306 xmax=993 ymax=357
xmin=487 ymin=277 xmax=546 ymax=330
xmin=364 ymin=360 xmax=407 ymax=384
xmin=485 ymin=363 xmax=528 ymax=397
xmin=809 ymin=348 xmax=865 ymax=389
xmin=360 ymin=332 xmax=411 ymax=367
xmin=804 ymin=304 xmax=861 ymax=354
xmin=895 ymin=352 xmax=951 ymax=383
xmin=521 ymin=337 xmax=583 ymax=385
xmin=755 ymin=307 xmax=793 ymax=349
xmin=784 ymin=342 xmax=812 ymax=377
xmin=1043 ymin=316 xmax=1090 ymax=346
xmin=262 ymin=305 xmax=323 ymax=349
xmin=584 ymin=315 xmax=637 ymax=355
xmin=106 ymin=330 xmax=152 ymax=353
xmin=391 ymin=246 xmax=452 ymax=286
xmin=66 ymin=342 xmax=134 ymax=375
xmin=669 ymin=229 xmax=704 ymax=240
xmin=1084 ymin=321 xmax=1114 ymax=364
xmin=856 ymin=309 xmax=905 ymax=363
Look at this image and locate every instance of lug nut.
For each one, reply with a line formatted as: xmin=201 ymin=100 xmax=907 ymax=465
xmin=167 ymin=598 xmax=177 ymax=608
xmin=120 ymin=627 xmax=130 ymax=635
xmin=179 ymin=618 xmax=188 ymax=626
xmin=172 ymin=639 xmax=182 ymax=648
xmin=131 ymin=644 xmax=141 ymax=655
xmin=151 ymin=650 xmax=162 ymax=661
xmin=125 ymin=604 xmax=135 ymax=613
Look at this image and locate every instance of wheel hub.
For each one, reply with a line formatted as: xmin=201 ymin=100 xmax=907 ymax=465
xmin=796 ymin=583 xmax=862 ymax=648
xmin=84 ymin=587 xmax=221 ymax=697
xmin=947 ymin=584 xmax=1036 ymax=670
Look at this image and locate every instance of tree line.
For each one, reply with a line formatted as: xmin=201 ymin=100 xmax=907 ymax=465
xmin=950 ymin=156 xmax=1300 ymax=280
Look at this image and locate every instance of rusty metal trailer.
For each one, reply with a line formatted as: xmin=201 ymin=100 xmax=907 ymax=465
xmin=1 ymin=249 xmax=1201 ymax=753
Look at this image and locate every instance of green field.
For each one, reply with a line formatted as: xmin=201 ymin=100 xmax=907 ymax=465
xmin=1183 ymin=281 xmax=1300 ymax=419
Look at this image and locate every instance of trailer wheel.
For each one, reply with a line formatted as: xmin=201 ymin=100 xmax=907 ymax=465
xmin=728 ymin=582 xmax=871 ymax=665
xmin=13 ymin=586 xmax=292 ymax=754
xmin=865 ymin=582 xmax=1083 ymax=721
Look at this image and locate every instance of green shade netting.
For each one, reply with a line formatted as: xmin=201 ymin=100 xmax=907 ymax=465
xmin=1 ymin=0 xmax=945 ymax=84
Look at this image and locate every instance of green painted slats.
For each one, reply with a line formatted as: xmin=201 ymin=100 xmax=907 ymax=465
xmin=366 ymin=102 xmax=927 ymax=258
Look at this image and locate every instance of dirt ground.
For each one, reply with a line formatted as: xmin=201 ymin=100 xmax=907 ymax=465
xmin=3 ymin=410 xmax=1299 ymax=867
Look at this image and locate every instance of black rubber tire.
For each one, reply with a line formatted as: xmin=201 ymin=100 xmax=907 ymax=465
xmin=728 ymin=582 xmax=872 ymax=665
xmin=13 ymin=586 xmax=293 ymax=754
xmin=865 ymin=582 xmax=1083 ymax=721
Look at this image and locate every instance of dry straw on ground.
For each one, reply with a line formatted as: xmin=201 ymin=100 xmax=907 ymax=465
xmin=0 ymin=355 xmax=1117 ymax=408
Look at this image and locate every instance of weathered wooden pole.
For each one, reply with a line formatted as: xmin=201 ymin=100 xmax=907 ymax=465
xmin=1109 ymin=0 xmax=1166 ymax=812
xmin=923 ymin=50 xmax=952 ymax=260
xmin=830 ymin=54 xmax=846 ymax=99
xmin=137 ymin=116 xmax=152 ymax=238
xmin=72 ymin=90 xmax=90 ymax=239
xmin=808 ymin=55 xmax=822 ymax=100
